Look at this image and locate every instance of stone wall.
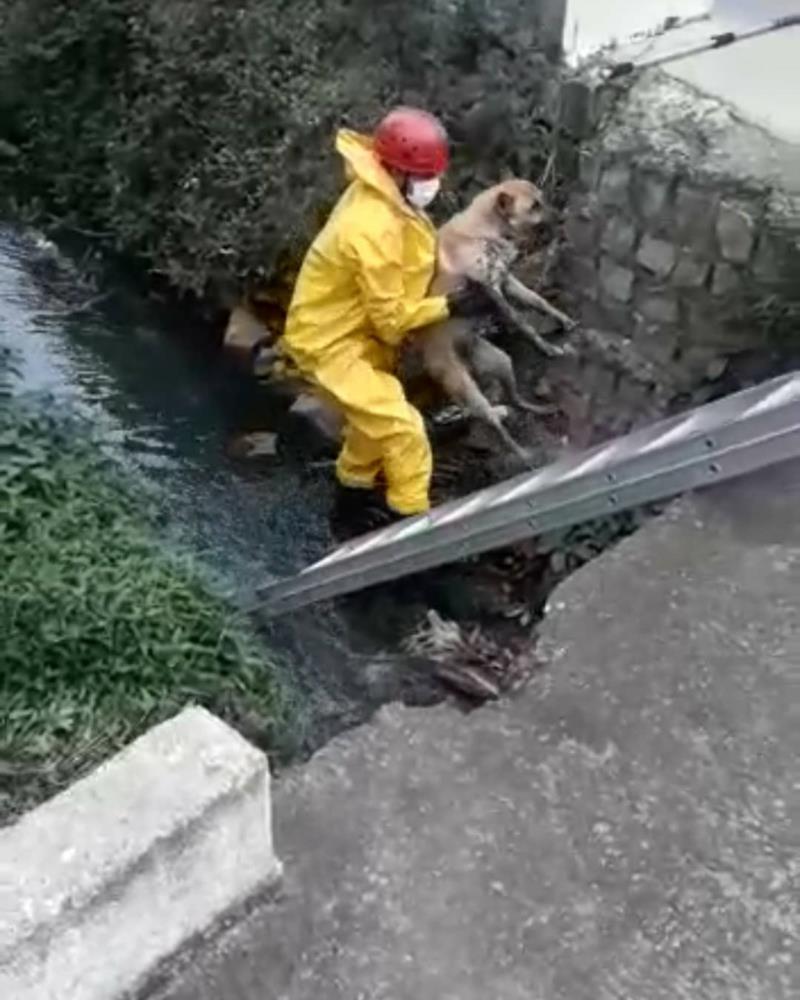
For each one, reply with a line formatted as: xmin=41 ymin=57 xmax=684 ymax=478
xmin=553 ymin=70 xmax=800 ymax=445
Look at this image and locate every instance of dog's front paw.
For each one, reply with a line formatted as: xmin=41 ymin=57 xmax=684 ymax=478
xmin=539 ymin=339 xmax=568 ymax=359
xmin=556 ymin=313 xmax=577 ymax=332
xmin=491 ymin=404 xmax=511 ymax=423
xmin=557 ymin=341 xmax=578 ymax=359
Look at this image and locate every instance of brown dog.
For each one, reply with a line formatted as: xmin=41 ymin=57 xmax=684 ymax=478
xmin=227 ymin=180 xmax=574 ymax=459
xmin=401 ymin=178 xmax=575 ymax=465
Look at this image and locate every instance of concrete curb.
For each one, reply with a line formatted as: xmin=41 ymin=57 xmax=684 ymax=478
xmin=0 ymin=707 xmax=281 ymax=1000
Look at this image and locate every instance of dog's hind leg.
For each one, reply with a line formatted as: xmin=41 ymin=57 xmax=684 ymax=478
xmin=437 ymin=361 xmax=537 ymax=470
xmin=470 ymin=338 xmax=557 ymax=416
xmin=481 ymin=282 xmax=568 ymax=359
xmin=502 ymin=274 xmax=576 ymax=331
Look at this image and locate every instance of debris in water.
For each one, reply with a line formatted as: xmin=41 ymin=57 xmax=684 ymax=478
xmin=227 ymin=431 xmax=279 ymax=460
xmin=34 ymin=291 xmax=112 ymax=322
xmin=403 ymin=610 xmax=536 ymax=702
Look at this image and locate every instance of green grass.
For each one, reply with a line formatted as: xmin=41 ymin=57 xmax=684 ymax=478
xmin=0 ymin=404 xmax=296 ymax=824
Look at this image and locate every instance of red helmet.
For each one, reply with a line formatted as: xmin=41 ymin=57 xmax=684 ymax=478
xmin=373 ymin=107 xmax=449 ymax=177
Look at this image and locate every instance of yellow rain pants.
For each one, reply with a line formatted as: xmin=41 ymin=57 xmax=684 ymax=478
xmin=280 ymin=130 xmax=450 ymax=515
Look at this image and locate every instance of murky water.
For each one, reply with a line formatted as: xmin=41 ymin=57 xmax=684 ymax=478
xmin=0 ymin=226 xmax=335 ymax=588
xmin=0 ymin=225 xmax=450 ymax=747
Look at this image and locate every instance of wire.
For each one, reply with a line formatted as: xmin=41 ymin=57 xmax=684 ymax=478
xmin=606 ymin=13 xmax=800 ymax=80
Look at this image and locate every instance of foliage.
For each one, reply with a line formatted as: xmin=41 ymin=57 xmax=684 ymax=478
xmin=752 ymin=292 xmax=800 ymax=347
xmin=0 ymin=0 xmax=561 ymax=297
xmin=0 ymin=404 xmax=295 ymax=823
xmin=751 ymin=260 xmax=800 ymax=348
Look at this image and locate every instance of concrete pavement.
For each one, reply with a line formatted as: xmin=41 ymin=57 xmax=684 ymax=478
xmin=146 ymin=461 xmax=800 ymax=1000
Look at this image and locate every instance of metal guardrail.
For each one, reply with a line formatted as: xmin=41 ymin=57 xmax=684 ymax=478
xmin=256 ymin=371 xmax=800 ymax=617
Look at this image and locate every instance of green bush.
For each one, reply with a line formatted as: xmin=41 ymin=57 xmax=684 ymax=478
xmin=0 ymin=0 xmax=560 ymax=296
xmin=0 ymin=404 xmax=295 ymax=824
xmin=750 ymin=239 xmax=800 ymax=349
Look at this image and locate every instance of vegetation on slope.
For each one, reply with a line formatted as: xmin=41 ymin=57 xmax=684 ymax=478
xmin=0 ymin=0 xmax=559 ymax=296
xmin=0 ymin=404 xmax=295 ymax=823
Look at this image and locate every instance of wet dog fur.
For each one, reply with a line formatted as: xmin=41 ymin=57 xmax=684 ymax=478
xmin=401 ymin=178 xmax=575 ymax=466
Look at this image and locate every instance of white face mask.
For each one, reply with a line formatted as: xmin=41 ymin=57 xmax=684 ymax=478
xmin=406 ymin=177 xmax=441 ymax=210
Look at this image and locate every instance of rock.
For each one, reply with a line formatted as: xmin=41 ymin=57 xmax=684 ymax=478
xmin=633 ymin=171 xmax=669 ymax=224
xmin=711 ymin=263 xmax=741 ymax=297
xmin=599 ymin=257 xmax=634 ymax=303
xmin=0 ymin=139 xmax=21 ymax=160
xmin=223 ymin=305 xmax=272 ymax=369
xmin=633 ymin=319 xmax=678 ymax=367
xmin=674 ymin=346 xmax=727 ymax=384
xmin=672 ymin=254 xmax=711 ymax=289
xmin=579 ymin=327 xmax=660 ymax=386
xmin=228 ymin=431 xmax=279 ymax=460
xmin=563 ymin=254 xmax=597 ymax=294
xmin=615 ymin=372 xmax=652 ymax=415
xmin=751 ymin=234 xmax=781 ymax=281
xmin=598 ymin=163 xmax=631 ymax=209
xmin=578 ymin=150 xmax=602 ymax=191
xmin=564 ymin=197 xmax=601 ymax=255
xmin=288 ymin=393 xmax=343 ymax=444
xmin=705 ymin=356 xmax=729 ymax=380
xmin=601 ymin=215 xmax=637 ymax=261
xmin=716 ymin=202 xmax=756 ymax=263
xmin=635 ymin=290 xmax=679 ymax=325
xmin=587 ymin=364 xmax=617 ymax=404
xmin=636 ymin=235 xmax=676 ymax=279
xmin=684 ymin=303 xmax=760 ymax=353
xmin=674 ymin=185 xmax=720 ymax=256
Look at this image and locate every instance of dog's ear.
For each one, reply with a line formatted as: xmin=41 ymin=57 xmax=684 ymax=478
xmin=495 ymin=190 xmax=514 ymax=220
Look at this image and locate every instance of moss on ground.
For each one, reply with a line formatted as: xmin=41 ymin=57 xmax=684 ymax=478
xmin=0 ymin=404 xmax=296 ymax=825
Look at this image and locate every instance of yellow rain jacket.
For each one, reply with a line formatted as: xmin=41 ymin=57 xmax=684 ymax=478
xmin=280 ymin=130 xmax=450 ymax=515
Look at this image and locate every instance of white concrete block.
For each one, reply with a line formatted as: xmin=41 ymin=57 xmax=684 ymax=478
xmin=0 ymin=706 xmax=280 ymax=1000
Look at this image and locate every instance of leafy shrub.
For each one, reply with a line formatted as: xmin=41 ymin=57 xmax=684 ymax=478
xmin=750 ymin=241 xmax=800 ymax=349
xmin=0 ymin=0 xmax=561 ymax=296
xmin=0 ymin=404 xmax=295 ymax=823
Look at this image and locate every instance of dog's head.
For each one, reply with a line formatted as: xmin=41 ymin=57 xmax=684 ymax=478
xmin=491 ymin=179 xmax=552 ymax=246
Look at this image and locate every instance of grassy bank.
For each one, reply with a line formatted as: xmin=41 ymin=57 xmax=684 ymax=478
xmin=0 ymin=404 xmax=295 ymax=824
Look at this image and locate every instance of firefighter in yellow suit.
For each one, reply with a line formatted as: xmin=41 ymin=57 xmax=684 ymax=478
xmin=280 ymin=108 xmax=487 ymax=524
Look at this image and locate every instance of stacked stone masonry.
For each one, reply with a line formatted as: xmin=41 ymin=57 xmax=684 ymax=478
xmin=555 ymin=83 xmax=800 ymax=445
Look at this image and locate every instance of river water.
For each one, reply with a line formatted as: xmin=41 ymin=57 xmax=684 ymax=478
xmin=0 ymin=226 xmax=335 ymax=586
xmin=0 ymin=225 xmax=449 ymax=748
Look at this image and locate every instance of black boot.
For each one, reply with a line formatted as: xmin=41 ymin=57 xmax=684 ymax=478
xmin=424 ymin=404 xmax=470 ymax=446
xmin=330 ymin=484 xmax=403 ymax=542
